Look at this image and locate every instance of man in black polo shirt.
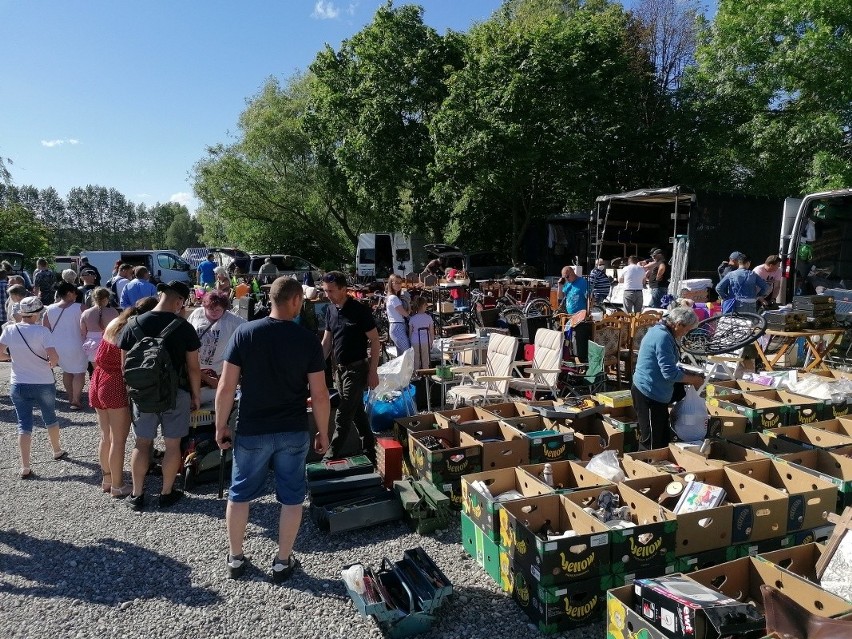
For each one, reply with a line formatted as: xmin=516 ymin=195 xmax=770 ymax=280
xmin=321 ymin=271 xmax=380 ymax=462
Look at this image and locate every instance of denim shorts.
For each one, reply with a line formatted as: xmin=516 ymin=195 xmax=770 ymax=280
xmin=10 ymin=383 xmax=58 ymax=434
xmin=229 ymin=430 xmax=310 ymax=505
xmin=132 ymin=389 xmax=191 ymax=440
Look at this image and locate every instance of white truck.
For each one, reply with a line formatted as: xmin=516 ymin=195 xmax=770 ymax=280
xmin=80 ymin=250 xmax=194 ymax=285
xmin=355 ymin=233 xmax=428 ymax=280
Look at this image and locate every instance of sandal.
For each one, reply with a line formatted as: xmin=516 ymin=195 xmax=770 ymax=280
xmin=53 ymin=450 xmax=68 ymax=461
xmin=101 ymin=472 xmax=112 ymax=493
xmin=69 ymin=404 xmax=81 ymax=411
xmin=20 ymin=468 xmax=32 ymax=479
xmin=110 ymin=485 xmax=133 ymax=498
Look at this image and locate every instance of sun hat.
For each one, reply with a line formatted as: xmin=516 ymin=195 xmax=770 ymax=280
xmin=19 ymin=296 xmax=44 ymax=316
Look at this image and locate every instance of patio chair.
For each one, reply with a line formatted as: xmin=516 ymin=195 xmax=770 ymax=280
xmin=561 ymin=340 xmax=607 ymax=398
xmin=446 ymin=333 xmax=518 ymax=408
xmin=509 ymin=328 xmax=563 ymax=398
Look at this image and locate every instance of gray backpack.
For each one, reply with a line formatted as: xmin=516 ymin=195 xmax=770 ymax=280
xmin=123 ymin=317 xmax=184 ymax=413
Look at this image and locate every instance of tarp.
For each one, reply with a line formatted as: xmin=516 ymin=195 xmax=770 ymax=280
xmin=181 ymin=248 xmax=208 ymax=268
xmin=595 ymin=186 xmax=696 ymax=205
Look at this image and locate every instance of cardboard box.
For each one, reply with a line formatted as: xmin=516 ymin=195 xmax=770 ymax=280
xmin=392 ymin=413 xmax=438 ymax=453
xmin=520 ymin=459 xmax=613 ymax=494
xmin=564 ymin=485 xmax=677 ymax=573
xmin=610 ymin=562 xmax=677 ymax=587
xmin=688 ymin=557 xmax=852 ymax=622
xmin=624 ymin=445 xmax=726 ymax=476
xmin=572 ymin=416 xmax=625 ymax=461
xmin=711 ymin=392 xmax=788 ymax=430
xmin=673 ymin=546 xmax=741 ymax=574
xmin=758 ymin=542 xmax=825 ymax=582
xmin=747 ymin=389 xmax=826 ymax=424
xmin=778 ymin=448 xmax=852 ymax=511
xmin=705 ymin=404 xmax=749 ymax=438
xmin=461 ymin=467 xmax=553 ymax=540
xmin=600 ymin=406 xmax=640 ymax=453
xmin=499 ymin=494 xmax=611 ymax=585
xmin=624 ymin=474 xmax=731 ymax=556
xmin=801 ymin=417 xmax=852 ymax=438
xmin=596 ymin=390 xmax=633 ymax=408
xmin=734 ymin=534 xmax=791 ymax=558
xmin=785 ymin=523 xmax=835 ymax=546
xmin=634 ymin=573 xmax=765 ymax=639
xmin=607 ymin=584 xmax=668 ymax=639
xmin=456 ymin=421 xmax=530 ymax=470
xmin=502 ymin=415 xmax=576 ymax=464
xmin=703 ymin=379 xmax=742 ymax=398
xmin=479 ymin=400 xmax=552 ymax=421
xmin=765 ymin=424 xmax=852 ymax=450
xmin=728 ymin=457 xmax=837 ymax=531
xmin=503 ymin=554 xmax=611 ymax=633
xmin=596 ymin=455 xmax=667 ymax=482
xmin=460 ymin=512 xmax=501 ymax=583
xmin=723 ymin=431 xmax=808 ymax=457
xmin=695 ymin=439 xmax=770 ymax=464
xmin=433 ymin=405 xmax=499 ymax=429
xmin=408 ymin=428 xmax=482 ymax=484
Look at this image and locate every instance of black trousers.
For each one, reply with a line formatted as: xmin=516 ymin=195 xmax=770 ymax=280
xmin=329 ymin=360 xmax=375 ymax=460
xmin=573 ymin=320 xmax=593 ymax=362
xmin=631 ymin=384 xmax=686 ymax=451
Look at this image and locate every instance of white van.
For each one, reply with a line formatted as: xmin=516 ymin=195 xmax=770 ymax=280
xmin=355 ymin=233 xmax=428 ymax=280
xmin=81 ymin=250 xmax=193 ymax=285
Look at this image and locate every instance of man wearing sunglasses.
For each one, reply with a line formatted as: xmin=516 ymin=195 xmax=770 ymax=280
xmin=320 ymin=271 xmax=380 ymax=462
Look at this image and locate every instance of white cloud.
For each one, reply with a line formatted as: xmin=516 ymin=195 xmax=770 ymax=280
xmin=170 ymin=192 xmax=192 ymax=206
xmin=347 ymin=2 xmax=357 ymax=16
xmin=41 ymin=138 xmax=80 ymax=148
xmin=312 ymin=0 xmax=340 ymax=19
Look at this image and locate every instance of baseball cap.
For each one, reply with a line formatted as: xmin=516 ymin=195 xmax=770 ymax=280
xmin=729 ymin=251 xmax=744 ymax=260
xmin=650 ymin=248 xmax=663 ymax=256
xmin=19 ymin=296 xmax=44 ymax=316
xmin=156 ymin=280 xmax=191 ymax=299
xmin=80 ymin=269 xmax=96 ymax=276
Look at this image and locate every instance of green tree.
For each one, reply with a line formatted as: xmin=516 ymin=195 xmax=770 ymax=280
xmin=431 ymin=1 xmax=656 ymax=260
xmin=306 ymin=1 xmax=464 ymax=235
xmin=687 ymin=0 xmax=852 ymax=195
xmin=0 ymin=203 xmax=53 ymax=269
xmin=164 ymin=206 xmax=203 ymax=252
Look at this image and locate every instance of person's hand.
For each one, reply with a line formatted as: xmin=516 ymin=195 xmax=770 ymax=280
xmin=314 ymin=431 xmax=329 ymax=455
xmin=368 ymin=369 xmax=379 ymax=390
xmin=190 ymin=393 xmax=200 ymax=412
xmin=216 ymin=426 xmax=232 ymax=450
xmin=688 ymin=374 xmax=704 ymax=389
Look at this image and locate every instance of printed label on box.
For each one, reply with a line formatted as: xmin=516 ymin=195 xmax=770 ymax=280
xmin=591 ymin=534 xmax=608 ymax=547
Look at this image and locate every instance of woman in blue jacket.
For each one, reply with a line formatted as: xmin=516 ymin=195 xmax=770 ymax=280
xmin=631 ymin=307 xmax=704 ymax=450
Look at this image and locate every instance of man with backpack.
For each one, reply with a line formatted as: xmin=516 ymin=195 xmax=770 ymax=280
xmin=215 ymin=277 xmax=330 ymax=582
xmin=119 ymin=280 xmax=201 ymax=511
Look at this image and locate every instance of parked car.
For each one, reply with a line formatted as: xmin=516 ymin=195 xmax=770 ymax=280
xmin=248 ymin=254 xmax=322 ymax=284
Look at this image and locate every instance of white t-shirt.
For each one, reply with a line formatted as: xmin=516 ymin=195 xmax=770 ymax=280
xmin=620 ymin=264 xmax=646 ymax=290
xmin=187 ymin=308 xmax=246 ymax=374
xmin=386 ymin=294 xmax=407 ymax=323
xmin=114 ymin=276 xmax=129 ymax=300
xmin=0 ymin=322 xmax=56 ymax=384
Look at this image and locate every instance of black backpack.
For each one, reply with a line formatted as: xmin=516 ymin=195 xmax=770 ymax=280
xmin=123 ymin=317 xmax=184 ymax=413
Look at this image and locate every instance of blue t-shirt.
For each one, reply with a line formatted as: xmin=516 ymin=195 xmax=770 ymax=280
xmin=561 ymin=277 xmax=588 ymax=314
xmin=223 ymin=316 xmax=325 ymax=435
xmin=197 ymin=260 xmax=216 ymax=286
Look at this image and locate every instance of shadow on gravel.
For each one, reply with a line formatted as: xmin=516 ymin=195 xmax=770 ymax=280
xmin=0 ymin=530 xmax=221 ymax=607
xmin=36 ymin=456 xmax=102 ymax=486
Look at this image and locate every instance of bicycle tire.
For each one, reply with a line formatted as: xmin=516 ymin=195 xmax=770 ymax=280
xmin=680 ymin=312 xmax=767 ymax=356
xmin=525 ymin=297 xmax=553 ymax=316
xmin=500 ymin=307 xmax=524 ymax=327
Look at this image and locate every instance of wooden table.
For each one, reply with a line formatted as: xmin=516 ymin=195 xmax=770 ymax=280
xmin=755 ymin=328 xmax=846 ymax=371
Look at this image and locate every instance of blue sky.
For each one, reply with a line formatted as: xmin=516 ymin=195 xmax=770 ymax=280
xmin=0 ymin=1 xmax=660 ymax=214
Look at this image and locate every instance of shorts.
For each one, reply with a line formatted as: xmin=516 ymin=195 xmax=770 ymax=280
xmin=229 ymin=430 xmax=310 ymax=505
xmin=132 ymin=389 xmax=191 ymax=440
xmin=10 ymin=383 xmax=58 ymax=434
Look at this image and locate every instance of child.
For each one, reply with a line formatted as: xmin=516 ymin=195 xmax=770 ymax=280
xmin=5 ymin=284 xmax=28 ymax=325
xmin=408 ymin=296 xmax=435 ymax=370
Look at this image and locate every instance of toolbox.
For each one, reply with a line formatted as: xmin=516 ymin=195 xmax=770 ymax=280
xmin=311 ymin=489 xmax=403 ymax=534
xmin=394 ymin=478 xmax=454 ymax=535
xmin=342 ymin=547 xmax=453 ymax=638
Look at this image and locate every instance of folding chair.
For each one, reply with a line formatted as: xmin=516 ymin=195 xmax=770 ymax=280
xmin=446 ymin=333 xmax=518 ymax=408
xmin=561 ymin=340 xmax=607 ymax=398
xmin=509 ymin=328 xmax=563 ymax=399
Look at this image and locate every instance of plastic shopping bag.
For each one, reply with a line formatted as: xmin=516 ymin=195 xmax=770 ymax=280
xmin=670 ymin=386 xmax=709 ymax=442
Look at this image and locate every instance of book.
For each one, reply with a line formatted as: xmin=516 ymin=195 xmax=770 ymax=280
xmin=672 ymin=480 xmax=726 ymax=514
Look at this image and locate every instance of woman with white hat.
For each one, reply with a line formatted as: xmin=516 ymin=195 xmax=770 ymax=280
xmin=0 ymin=296 xmax=65 ymax=478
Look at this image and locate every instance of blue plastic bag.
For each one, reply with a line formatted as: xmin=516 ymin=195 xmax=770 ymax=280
xmin=364 ymin=384 xmax=416 ymax=433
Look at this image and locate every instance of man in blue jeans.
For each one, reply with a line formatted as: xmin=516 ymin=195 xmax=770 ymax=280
xmin=216 ymin=277 xmax=330 ymax=582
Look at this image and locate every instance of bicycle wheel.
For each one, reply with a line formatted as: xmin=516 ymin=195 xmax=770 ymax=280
xmin=500 ymin=306 xmax=524 ymax=328
xmin=525 ymin=297 xmax=553 ymax=317
xmin=680 ymin=312 xmax=767 ymax=356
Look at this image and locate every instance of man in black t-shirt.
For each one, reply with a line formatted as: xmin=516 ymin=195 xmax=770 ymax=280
xmin=320 ymin=271 xmax=380 ymax=462
xmin=118 ymin=280 xmax=201 ymax=511
xmin=215 ymin=277 xmax=330 ymax=582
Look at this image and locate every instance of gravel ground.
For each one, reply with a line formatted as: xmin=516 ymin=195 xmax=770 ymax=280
xmin=0 ymin=363 xmax=604 ymax=639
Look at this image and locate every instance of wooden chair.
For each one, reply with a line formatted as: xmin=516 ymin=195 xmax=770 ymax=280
xmin=620 ymin=313 xmax=660 ymax=383
xmin=592 ymin=320 xmax=625 ymax=385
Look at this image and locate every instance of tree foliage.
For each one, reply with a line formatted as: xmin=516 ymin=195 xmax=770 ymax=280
xmin=0 ymin=203 xmax=53 ymax=269
xmin=688 ymin=0 xmax=852 ymax=196
xmin=164 ymin=205 xmax=203 ymax=252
